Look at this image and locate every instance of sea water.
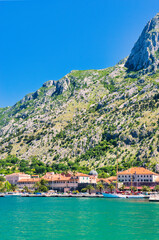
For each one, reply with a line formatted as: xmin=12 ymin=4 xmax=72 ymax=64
xmin=0 ymin=197 xmax=159 ymax=240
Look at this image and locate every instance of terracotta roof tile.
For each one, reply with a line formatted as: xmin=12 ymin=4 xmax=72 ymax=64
xmin=75 ymin=173 xmax=90 ymax=177
xmin=118 ymin=167 xmax=158 ymax=175
xmin=17 ymin=178 xmax=40 ymax=183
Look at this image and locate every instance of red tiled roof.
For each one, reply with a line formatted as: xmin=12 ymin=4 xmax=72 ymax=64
xmin=75 ymin=173 xmax=89 ymax=177
xmin=44 ymin=176 xmax=71 ymax=182
xmin=97 ymin=176 xmax=117 ymax=184
xmin=18 ymin=178 xmax=40 ymax=183
xmin=124 ymin=186 xmax=154 ymax=190
xmin=118 ymin=167 xmax=158 ymax=176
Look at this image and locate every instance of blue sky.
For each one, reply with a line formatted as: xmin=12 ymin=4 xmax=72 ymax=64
xmin=0 ymin=0 xmax=159 ymax=107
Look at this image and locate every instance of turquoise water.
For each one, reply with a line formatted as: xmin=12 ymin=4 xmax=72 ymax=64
xmin=0 ymin=197 xmax=159 ymax=240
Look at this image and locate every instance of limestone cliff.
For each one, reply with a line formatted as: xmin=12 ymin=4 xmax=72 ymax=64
xmin=125 ymin=13 xmax=159 ymax=72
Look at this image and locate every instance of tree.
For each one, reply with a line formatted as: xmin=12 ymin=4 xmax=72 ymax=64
xmin=131 ymin=186 xmax=137 ymax=192
xmin=34 ymin=179 xmax=48 ymax=193
xmin=86 ymin=185 xmax=95 ymax=194
xmin=141 ymin=186 xmax=151 ymax=193
xmin=34 ymin=181 xmax=40 ymax=190
xmin=81 ymin=188 xmax=87 ymax=193
xmin=0 ymin=176 xmax=5 ymax=182
xmin=98 ymin=172 xmax=109 ymax=178
xmin=107 ymin=184 xmax=115 ymax=193
xmin=38 ymin=185 xmax=48 ymax=192
xmin=1 ymin=181 xmax=12 ymax=192
xmin=23 ymin=186 xmax=29 ymax=193
xmin=154 ymin=185 xmax=159 ymax=192
xmin=96 ymin=182 xmax=104 ymax=193
xmin=119 ymin=184 xmax=125 ymax=191
xmin=10 ymin=184 xmax=17 ymax=192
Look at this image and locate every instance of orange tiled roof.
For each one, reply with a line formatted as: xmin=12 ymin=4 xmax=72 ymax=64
xmin=97 ymin=176 xmax=117 ymax=184
xmin=44 ymin=176 xmax=71 ymax=182
xmin=107 ymin=176 xmax=117 ymax=181
xmin=118 ymin=167 xmax=158 ymax=175
xmin=18 ymin=178 xmax=40 ymax=183
xmin=75 ymin=173 xmax=90 ymax=177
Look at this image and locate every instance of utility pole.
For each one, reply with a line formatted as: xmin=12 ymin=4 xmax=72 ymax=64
xmin=116 ymin=154 xmax=118 ymax=191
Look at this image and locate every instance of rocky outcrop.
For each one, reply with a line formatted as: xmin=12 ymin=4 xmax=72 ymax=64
xmin=42 ymin=80 xmax=56 ymax=88
xmin=125 ymin=13 xmax=159 ymax=72
xmin=21 ymin=76 xmax=71 ymax=103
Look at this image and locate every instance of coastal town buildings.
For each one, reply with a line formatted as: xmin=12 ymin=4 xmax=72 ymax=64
xmin=16 ymin=171 xmax=99 ymax=192
xmin=118 ymin=167 xmax=159 ymax=187
xmin=44 ymin=172 xmax=96 ymax=192
xmin=17 ymin=178 xmax=41 ymax=190
xmin=4 ymin=167 xmax=159 ymax=192
xmin=6 ymin=172 xmax=31 ymax=184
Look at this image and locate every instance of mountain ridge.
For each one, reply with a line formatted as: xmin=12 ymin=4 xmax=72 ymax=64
xmin=0 ymin=13 xmax=159 ymax=173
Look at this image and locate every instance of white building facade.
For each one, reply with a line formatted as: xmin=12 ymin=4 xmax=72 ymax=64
xmin=118 ymin=167 xmax=159 ymax=184
xmin=6 ymin=173 xmax=31 ymax=184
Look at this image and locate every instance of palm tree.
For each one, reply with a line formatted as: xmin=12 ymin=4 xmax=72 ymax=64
xmin=34 ymin=179 xmax=48 ymax=192
xmin=81 ymin=188 xmax=87 ymax=193
xmin=141 ymin=185 xmax=151 ymax=193
xmin=34 ymin=181 xmax=40 ymax=190
xmin=23 ymin=186 xmax=29 ymax=193
xmin=86 ymin=185 xmax=95 ymax=194
xmin=0 ymin=181 xmax=5 ymax=192
xmin=4 ymin=181 xmax=11 ymax=192
xmin=107 ymin=184 xmax=115 ymax=193
xmin=154 ymin=185 xmax=159 ymax=192
xmin=96 ymin=182 xmax=104 ymax=193
xmin=10 ymin=184 xmax=17 ymax=192
xmin=119 ymin=184 xmax=125 ymax=191
xmin=131 ymin=186 xmax=137 ymax=192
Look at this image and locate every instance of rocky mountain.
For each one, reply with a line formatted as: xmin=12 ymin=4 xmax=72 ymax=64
xmin=125 ymin=13 xmax=159 ymax=72
xmin=0 ymin=13 xmax=159 ymax=172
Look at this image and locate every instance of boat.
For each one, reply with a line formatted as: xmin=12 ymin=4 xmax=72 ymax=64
xmin=103 ymin=155 xmax=149 ymax=199
xmin=4 ymin=192 xmax=22 ymax=197
xmin=149 ymin=194 xmax=159 ymax=202
xmin=102 ymin=192 xmax=149 ymax=199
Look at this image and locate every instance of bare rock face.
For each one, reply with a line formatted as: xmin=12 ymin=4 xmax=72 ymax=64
xmin=43 ymin=80 xmax=56 ymax=88
xmin=125 ymin=13 xmax=159 ymax=72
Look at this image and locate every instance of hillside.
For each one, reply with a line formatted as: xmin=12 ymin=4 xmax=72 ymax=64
xmin=0 ymin=13 xmax=159 ymax=174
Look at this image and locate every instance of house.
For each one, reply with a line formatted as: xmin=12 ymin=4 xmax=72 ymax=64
xmin=75 ymin=173 xmax=90 ymax=183
xmin=117 ymin=167 xmax=159 ymax=187
xmin=46 ymin=175 xmax=78 ymax=192
xmin=17 ymin=178 xmax=40 ymax=190
xmin=44 ymin=172 xmax=97 ymax=192
xmin=6 ymin=172 xmax=31 ymax=184
xmin=97 ymin=176 xmax=117 ymax=185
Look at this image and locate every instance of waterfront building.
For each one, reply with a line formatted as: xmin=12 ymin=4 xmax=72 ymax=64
xmin=44 ymin=172 xmax=96 ymax=192
xmin=17 ymin=178 xmax=40 ymax=190
xmin=6 ymin=172 xmax=31 ymax=184
xmin=97 ymin=176 xmax=117 ymax=185
xmin=117 ymin=167 xmax=159 ymax=187
xmin=46 ymin=175 xmax=78 ymax=192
